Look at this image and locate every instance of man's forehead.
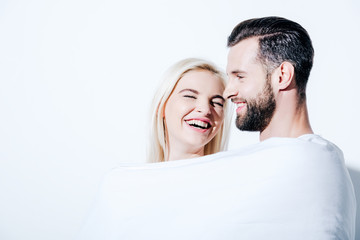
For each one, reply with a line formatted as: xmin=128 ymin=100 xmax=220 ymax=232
xmin=226 ymin=39 xmax=260 ymax=72
xmin=229 ymin=38 xmax=259 ymax=57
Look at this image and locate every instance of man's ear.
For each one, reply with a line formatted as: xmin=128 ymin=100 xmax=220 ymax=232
xmin=277 ymin=61 xmax=295 ymax=90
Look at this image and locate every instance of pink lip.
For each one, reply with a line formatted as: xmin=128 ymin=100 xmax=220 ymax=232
xmin=234 ymin=102 xmax=246 ymax=114
xmin=185 ymin=118 xmax=211 ymax=124
xmin=184 ymin=118 xmax=211 ymax=133
xmin=236 ymin=105 xmax=246 ymax=113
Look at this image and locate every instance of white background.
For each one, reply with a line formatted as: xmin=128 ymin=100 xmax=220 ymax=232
xmin=0 ymin=0 xmax=359 ymax=239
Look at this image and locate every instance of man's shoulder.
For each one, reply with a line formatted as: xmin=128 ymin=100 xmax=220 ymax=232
xmin=297 ymin=133 xmax=343 ymax=152
xmin=218 ymin=134 xmax=344 ymax=163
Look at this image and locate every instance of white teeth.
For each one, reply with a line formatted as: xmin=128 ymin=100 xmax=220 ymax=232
xmin=236 ymin=102 xmax=245 ymax=107
xmin=186 ymin=120 xmax=210 ymax=129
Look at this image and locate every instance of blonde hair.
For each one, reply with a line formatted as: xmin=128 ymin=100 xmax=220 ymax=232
xmin=147 ymin=58 xmax=231 ymax=163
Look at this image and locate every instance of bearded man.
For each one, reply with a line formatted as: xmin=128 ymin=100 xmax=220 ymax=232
xmin=223 ymin=16 xmax=356 ymax=239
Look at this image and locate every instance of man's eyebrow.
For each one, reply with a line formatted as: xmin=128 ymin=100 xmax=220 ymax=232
xmin=178 ymin=89 xmax=199 ymax=94
xmin=230 ymin=70 xmax=247 ymax=75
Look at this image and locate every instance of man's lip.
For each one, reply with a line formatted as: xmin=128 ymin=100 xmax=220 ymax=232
xmin=234 ymin=102 xmax=246 ymax=113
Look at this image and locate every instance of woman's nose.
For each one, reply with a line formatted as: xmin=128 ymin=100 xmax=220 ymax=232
xmin=196 ymin=101 xmax=211 ymax=115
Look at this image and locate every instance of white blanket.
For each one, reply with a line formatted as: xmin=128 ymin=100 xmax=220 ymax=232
xmin=77 ymin=134 xmax=356 ymax=240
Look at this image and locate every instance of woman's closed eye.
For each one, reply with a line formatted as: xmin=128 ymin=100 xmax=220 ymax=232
xmin=211 ymin=95 xmax=225 ymax=108
xmin=183 ymin=95 xmax=196 ymax=99
xmin=211 ymin=100 xmax=224 ymax=107
xmin=179 ymin=89 xmax=198 ymax=100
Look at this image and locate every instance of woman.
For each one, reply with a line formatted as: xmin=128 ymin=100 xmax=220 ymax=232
xmin=76 ymin=58 xmax=231 ymax=239
xmin=147 ymin=58 xmax=231 ymax=162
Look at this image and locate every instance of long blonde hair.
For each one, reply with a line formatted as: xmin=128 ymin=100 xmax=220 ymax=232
xmin=147 ymin=58 xmax=231 ymax=163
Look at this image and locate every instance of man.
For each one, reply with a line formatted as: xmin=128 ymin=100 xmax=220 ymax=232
xmin=222 ymin=16 xmax=356 ymax=239
xmin=77 ymin=17 xmax=356 ymax=240
xmin=224 ymin=16 xmax=314 ymax=140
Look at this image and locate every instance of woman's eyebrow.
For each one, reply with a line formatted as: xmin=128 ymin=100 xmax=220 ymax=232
xmin=178 ymin=88 xmax=199 ymax=94
xmin=212 ymin=95 xmax=225 ymax=101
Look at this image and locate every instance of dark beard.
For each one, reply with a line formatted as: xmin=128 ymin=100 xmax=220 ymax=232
xmin=236 ymin=80 xmax=276 ymax=132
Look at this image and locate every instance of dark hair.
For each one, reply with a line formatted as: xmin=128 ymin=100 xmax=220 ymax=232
xmin=228 ymin=16 xmax=314 ymax=101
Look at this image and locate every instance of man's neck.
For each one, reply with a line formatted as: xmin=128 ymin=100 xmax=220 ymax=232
xmin=260 ymin=97 xmax=313 ymax=141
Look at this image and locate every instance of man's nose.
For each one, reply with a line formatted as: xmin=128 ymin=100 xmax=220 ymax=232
xmin=223 ymin=79 xmax=238 ymax=100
